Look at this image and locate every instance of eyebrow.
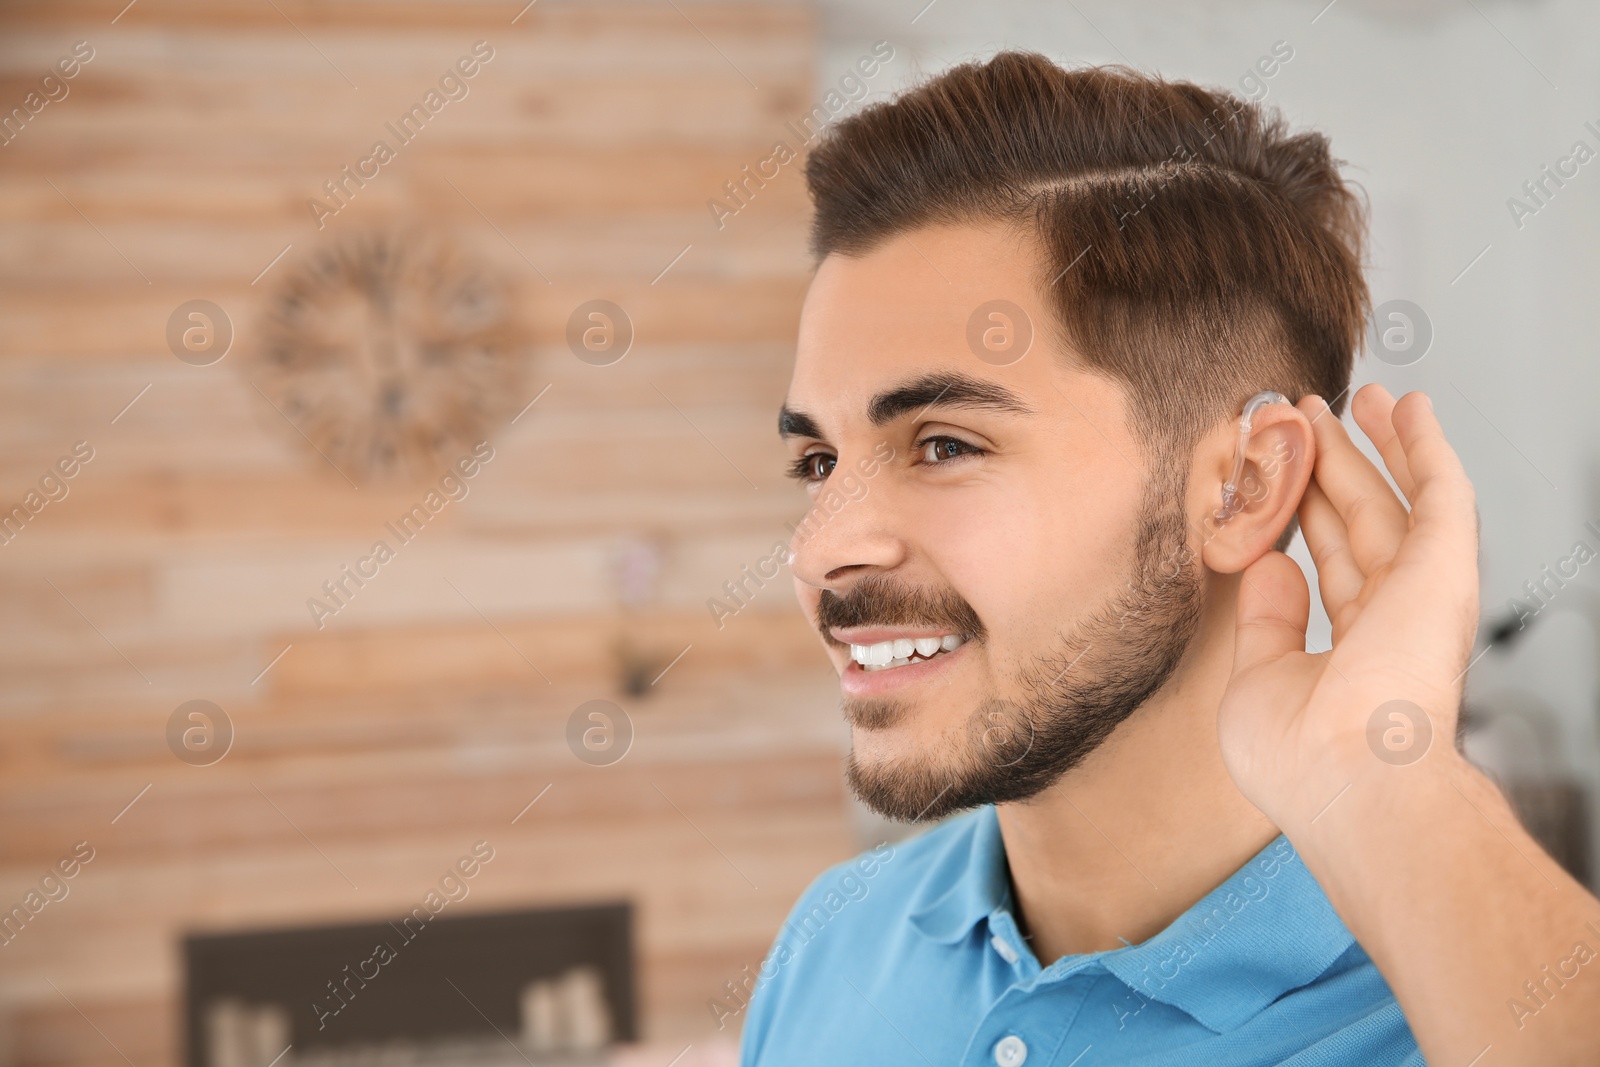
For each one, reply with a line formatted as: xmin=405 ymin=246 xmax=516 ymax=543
xmin=778 ymin=372 xmax=1036 ymax=439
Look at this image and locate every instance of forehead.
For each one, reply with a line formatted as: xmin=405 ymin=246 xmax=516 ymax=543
xmin=787 ymin=223 xmax=1069 ymax=423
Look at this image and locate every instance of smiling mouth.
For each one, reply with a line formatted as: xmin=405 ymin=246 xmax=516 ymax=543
xmin=849 ymin=634 xmax=968 ymax=672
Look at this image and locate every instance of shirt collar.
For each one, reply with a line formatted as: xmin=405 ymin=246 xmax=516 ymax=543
xmin=906 ymin=805 xmax=1357 ymax=1033
xmin=1098 ymin=834 xmax=1356 ymax=1031
xmin=906 ymin=804 xmax=1012 ymax=942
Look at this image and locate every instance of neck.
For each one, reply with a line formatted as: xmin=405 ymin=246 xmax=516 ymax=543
xmin=994 ymin=581 xmax=1277 ymax=964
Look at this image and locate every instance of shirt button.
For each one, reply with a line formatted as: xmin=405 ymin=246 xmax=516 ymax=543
xmin=993 ymin=1035 xmax=1027 ymax=1066
xmin=989 ymin=933 xmax=1019 ymax=964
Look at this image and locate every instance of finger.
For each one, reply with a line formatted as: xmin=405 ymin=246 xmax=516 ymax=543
xmin=1380 ymin=392 xmax=1482 ymax=678
xmin=1389 ymin=391 xmax=1477 ymax=570
xmin=1350 ymin=383 xmax=1416 ymax=504
xmin=1231 ymin=550 xmax=1311 ymax=677
xmin=1304 ymin=393 xmax=1410 ymax=575
xmin=1296 ymin=477 xmax=1363 ymax=620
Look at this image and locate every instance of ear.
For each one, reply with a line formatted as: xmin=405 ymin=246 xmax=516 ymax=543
xmin=1197 ymin=402 xmax=1316 ymax=574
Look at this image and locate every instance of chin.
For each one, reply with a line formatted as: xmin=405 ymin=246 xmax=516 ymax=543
xmin=846 ymin=724 xmax=919 ymax=767
xmin=843 ymin=739 xmax=984 ymax=824
xmin=840 ymin=699 xmax=997 ymax=823
xmin=846 ymin=709 xmax=952 ymax=775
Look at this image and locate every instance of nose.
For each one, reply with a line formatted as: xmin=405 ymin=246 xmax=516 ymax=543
xmin=787 ymin=472 xmax=906 ymax=594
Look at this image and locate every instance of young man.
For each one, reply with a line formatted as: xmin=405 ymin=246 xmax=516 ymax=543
xmin=741 ymin=52 xmax=1600 ymax=1065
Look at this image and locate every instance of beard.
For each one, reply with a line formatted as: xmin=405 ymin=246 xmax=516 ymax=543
xmin=821 ymin=467 xmax=1204 ymax=823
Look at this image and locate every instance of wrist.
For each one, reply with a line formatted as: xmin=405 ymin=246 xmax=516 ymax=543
xmin=1276 ymin=729 xmax=1481 ymax=844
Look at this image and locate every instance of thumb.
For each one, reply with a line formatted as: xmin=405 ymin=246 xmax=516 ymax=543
xmin=1231 ymin=550 xmax=1311 ymax=676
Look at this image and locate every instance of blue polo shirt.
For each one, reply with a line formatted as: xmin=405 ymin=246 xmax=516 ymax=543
xmin=739 ymin=805 xmax=1422 ymax=1066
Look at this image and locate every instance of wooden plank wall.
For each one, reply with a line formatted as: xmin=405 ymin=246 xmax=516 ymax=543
xmin=0 ymin=3 xmax=850 ymax=1064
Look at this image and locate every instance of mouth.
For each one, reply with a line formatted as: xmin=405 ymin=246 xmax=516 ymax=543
xmin=845 ymin=633 xmax=968 ymax=672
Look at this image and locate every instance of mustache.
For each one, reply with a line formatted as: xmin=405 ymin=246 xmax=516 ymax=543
xmin=816 ymin=574 xmax=986 ymax=645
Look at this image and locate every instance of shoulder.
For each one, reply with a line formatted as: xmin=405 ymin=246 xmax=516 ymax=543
xmin=738 ymin=808 xmax=991 ymax=1062
xmin=1261 ymin=940 xmax=1425 ymax=1066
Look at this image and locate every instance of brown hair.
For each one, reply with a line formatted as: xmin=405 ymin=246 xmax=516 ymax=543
xmin=805 ymin=52 xmax=1369 ymax=543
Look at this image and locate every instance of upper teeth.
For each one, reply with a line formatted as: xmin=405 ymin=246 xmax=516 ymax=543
xmin=849 ymin=633 xmax=966 ymax=668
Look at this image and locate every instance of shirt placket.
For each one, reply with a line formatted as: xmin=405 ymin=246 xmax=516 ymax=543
xmin=960 ymin=907 xmax=1102 ymax=1067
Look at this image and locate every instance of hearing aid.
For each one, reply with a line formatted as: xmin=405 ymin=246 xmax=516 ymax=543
xmin=1216 ymin=390 xmax=1293 ymax=523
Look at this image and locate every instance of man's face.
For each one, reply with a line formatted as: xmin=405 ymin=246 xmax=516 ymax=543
xmin=781 ymin=222 xmax=1206 ymax=821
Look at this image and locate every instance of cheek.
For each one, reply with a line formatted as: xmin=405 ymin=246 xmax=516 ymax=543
xmin=909 ymin=478 xmax=1138 ymax=646
xmin=794 ymin=576 xmax=819 ymax=619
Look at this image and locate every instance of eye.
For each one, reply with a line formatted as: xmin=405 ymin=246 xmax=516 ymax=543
xmin=917 ymin=435 xmax=984 ymax=465
xmin=787 ymin=451 xmax=836 ymax=483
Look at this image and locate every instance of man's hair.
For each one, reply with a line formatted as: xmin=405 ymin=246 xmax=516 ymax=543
xmin=804 ymin=52 xmax=1370 ymax=545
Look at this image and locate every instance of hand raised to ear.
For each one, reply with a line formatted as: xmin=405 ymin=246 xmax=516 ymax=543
xmin=1213 ymin=383 xmax=1479 ymax=826
xmin=1213 ymin=386 xmax=1600 ymax=1064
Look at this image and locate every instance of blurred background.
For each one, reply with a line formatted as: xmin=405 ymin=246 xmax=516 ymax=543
xmin=0 ymin=0 xmax=1597 ymax=1065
